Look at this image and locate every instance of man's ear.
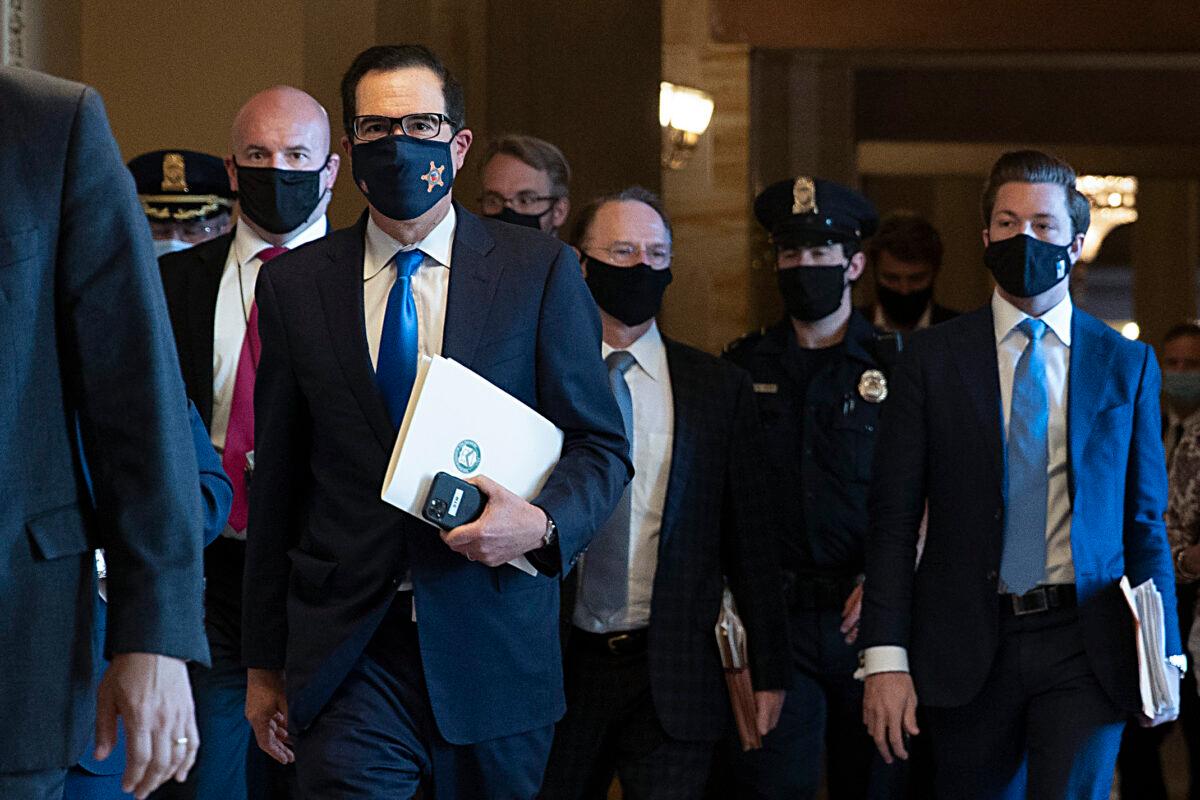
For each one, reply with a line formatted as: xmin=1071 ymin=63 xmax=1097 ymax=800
xmin=981 ymin=228 xmax=991 ymax=248
xmin=224 ymin=156 xmax=238 ymax=193
xmin=846 ymin=251 xmax=867 ymax=282
xmin=324 ymin=153 xmax=341 ymax=189
xmin=451 ymin=128 xmax=473 ymax=172
xmin=340 ymin=134 xmax=352 ymax=156
xmin=551 ymin=197 xmax=570 ymax=231
xmin=1068 ymin=232 xmax=1086 ymax=265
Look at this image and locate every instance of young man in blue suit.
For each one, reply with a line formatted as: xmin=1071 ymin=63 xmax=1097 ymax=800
xmin=859 ymin=150 xmax=1183 ymax=799
xmin=240 ymin=45 xmax=631 ymax=799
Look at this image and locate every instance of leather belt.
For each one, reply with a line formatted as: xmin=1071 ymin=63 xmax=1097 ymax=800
xmin=1004 ymin=584 xmax=1076 ymax=616
xmin=572 ymin=627 xmax=649 ymax=657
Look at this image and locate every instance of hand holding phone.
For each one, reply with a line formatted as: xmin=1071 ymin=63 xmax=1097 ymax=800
xmin=422 ymin=471 xmax=485 ymax=530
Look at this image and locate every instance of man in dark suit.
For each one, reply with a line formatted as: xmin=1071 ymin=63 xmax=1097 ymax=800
xmin=156 ymin=84 xmax=337 ymax=800
xmin=859 ymin=212 xmax=958 ymax=334
xmin=860 ymin=150 xmax=1183 ymax=799
xmin=539 ymin=187 xmax=790 ymax=799
xmin=0 ymin=67 xmax=209 ymax=799
xmin=240 ymin=45 xmax=631 ymax=799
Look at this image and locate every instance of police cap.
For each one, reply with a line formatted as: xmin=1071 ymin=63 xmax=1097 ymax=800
xmin=127 ymin=149 xmax=234 ymax=223
xmin=754 ymin=176 xmax=879 ymax=248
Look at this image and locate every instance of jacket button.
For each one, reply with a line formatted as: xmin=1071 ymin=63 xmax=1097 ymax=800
xmin=994 ymin=508 xmax=1003 ymax=521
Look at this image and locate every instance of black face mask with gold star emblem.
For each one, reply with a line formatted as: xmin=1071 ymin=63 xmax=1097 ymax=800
xmin=352 ymin=135 xmax=455 ymax=221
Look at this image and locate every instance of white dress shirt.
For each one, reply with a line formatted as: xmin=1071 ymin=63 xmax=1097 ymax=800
xmin=862 ymin=289 xmax=1076 ymax=677
xmin=362 ymin=208 xmax=456 ymax=596
xmin=573 ymin=321 xmax=674 ymax=633
xmin=210 ymin=217 xmax=328 ymax=452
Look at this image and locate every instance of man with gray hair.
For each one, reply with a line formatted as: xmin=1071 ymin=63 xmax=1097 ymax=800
xmin=478 ymin=133 xmax=571 ymax=236
xmin=154 ymin=84 xmax=339 ymax=800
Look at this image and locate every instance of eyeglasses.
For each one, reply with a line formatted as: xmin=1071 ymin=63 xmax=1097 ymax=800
xmin=351 ymin=113 xmax=458 ymax=142
xmin=584 ymin=242 xmax=672 ymax=269
xmin=479 ymin=191 xmax=558 ymax=216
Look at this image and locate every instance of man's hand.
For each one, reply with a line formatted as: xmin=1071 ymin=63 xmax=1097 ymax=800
xmin=754 ymin=689 xmax=786 ymax=736
xmin=863 ymin=671 xmax=920 ymax=764
xmin=246 ymin=668 xmax=294 ymax=765
xmin=94 ymin=653 xmax=198 ymax=799
xmin=442 ymin=475 xmax=545 ymax=567
xmin=840 ymin=583 xmax=864 ymax=645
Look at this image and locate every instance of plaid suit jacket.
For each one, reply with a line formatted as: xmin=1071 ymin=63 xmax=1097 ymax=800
xmin=563 ymin=337 xmax=791 ymax=742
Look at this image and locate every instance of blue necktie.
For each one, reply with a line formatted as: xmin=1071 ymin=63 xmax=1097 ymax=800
xmin=1000 ymin=317 xmax=1050 ymax=595
xmin=576 ymin=350 xmax=637 ymax=632
xmin=375 ymin=249 xmax=425 ymax=428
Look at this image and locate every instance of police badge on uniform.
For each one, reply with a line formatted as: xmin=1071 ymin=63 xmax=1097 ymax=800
xmin=857 ymin=369 xmax=888 ymax=403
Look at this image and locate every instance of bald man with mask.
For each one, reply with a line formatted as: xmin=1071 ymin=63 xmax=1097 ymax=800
xmin=155 ymin=85 xmax=339 ymax=800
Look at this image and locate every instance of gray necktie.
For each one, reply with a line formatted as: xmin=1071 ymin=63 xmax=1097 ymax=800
xmin=577 ymin=350 xmax=637 ymax=631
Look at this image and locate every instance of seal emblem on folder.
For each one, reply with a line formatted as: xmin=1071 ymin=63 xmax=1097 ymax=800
xmin=453 ymin=439 xmax=481 ymax=474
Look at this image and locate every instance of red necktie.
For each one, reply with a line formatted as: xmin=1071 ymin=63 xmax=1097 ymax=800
xmin=222 ymin=246 xmax=288 ymax=532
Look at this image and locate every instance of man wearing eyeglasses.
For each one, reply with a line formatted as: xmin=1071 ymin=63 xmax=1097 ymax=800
xmin=478 ymin=134 xmax=571 ymax=236
xmin=718 ymin=178 xmax=906 ymax=798
xmin=154 ymin=84 xmax=338 ymax=800
xmin=539 ymin=187 xmax=789 ymax=799
xmin=239 ymin=45 xmax=630 ymax=799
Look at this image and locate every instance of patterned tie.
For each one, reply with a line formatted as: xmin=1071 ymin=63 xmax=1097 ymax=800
xmin=222 ymin=245 xmax=288 ymax=533
xmin=375 ymin=249 xmax=425 ymax=428
xmin=1000 ymin=318 xmax=1050 ymax=595
xmin=576 ymin=350 xmax=638 ymax=631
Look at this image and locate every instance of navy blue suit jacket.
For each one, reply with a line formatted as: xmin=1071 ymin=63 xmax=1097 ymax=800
xmin=0 ymin=67 xmax=209 ymax=772
xmin=241 ymin=207 xmax=631 ymax=744
xmin=861 ymin=303 xmax=1178 ymax=713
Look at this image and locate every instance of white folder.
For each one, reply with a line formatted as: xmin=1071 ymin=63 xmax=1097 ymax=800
xmin=380 ymin=355 xmax=564 ymax=575
xmin=1120 ymin=575 xmax=1181 ymax=719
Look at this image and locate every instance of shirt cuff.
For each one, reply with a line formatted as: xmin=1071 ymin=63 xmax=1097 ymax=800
xmin=855 ymin=646 xmax=910 ymax=680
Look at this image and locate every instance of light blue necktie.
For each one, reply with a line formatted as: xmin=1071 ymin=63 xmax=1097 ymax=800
xmin=375 ymin=249 xmax=424 ymax=428
xmin=1000 ymin=318 xmax=1050 ymax=595
xmin=577 ymin=350 xmax=637 ymax=631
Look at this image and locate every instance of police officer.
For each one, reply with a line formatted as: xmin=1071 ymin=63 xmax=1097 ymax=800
xmin=127 ymin=149 xmax=234 ymax=258
xmin=720 ymin=177 xmax=903 ymax=799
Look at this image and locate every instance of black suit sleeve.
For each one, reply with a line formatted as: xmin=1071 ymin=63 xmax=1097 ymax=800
xmin=59 ymin=87 xmax=209 ymax=664
xmin=530 ymin=244 xmax=633 ymax=574
xmin=241 ymin=266 xmax=311 ymax=669
xmin=722 ymin=369 xmax=791 ymax=690
xmin=860 ymin=337 xmax=928 ymax=651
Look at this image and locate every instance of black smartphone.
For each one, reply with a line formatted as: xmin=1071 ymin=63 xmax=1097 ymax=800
xmin=422 ymin=471 xmax=485 ymax=530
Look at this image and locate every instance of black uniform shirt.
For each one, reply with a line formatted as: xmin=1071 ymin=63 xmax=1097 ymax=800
xmin=724 ymin=311 xmax=891 ymax=576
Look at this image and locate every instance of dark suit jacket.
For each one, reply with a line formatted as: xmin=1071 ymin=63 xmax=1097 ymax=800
xmin=0 ymin=67 xmax=208 ymax=771
xmin=159 ymin=232 xmax=234 ymax=426
xmin=861 ymin=304 xmax=1179 ymax=713
xmin=75 ymin=402 xmax=232 ymax=777
xmin=241 ymin=206 xmax=632 ymax=744
xmin=563 ymin=338 xmax=791 ymax=742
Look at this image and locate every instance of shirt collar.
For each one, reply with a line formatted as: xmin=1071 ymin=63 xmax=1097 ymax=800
xmin=232 ymin=215 xmax=328 ymax=267
xmin=602 ymin=320 xmax=668 ymax=383
xmin=991 ymin=288 xmax=1073 ymax=348
xmin=363 ymin=205 xmax=457 ymax=280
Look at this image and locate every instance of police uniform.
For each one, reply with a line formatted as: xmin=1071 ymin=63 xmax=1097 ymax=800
xmin=127 ymin=149 xmax=233 ymax=254
xmin=718 ymin=178 xmax=905 ymax=800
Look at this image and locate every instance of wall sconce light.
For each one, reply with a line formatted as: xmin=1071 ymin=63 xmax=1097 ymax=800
xmin=660 ymin=81 xmax=714 ymax=170
xmin=1075 ymin=175 xmax=1138 ymax=263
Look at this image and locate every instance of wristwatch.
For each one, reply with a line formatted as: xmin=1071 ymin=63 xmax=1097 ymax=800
xmin=540 ymin=512 xmax=558 ymax=549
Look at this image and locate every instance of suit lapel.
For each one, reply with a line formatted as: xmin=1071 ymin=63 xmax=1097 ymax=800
xmin=315 ymin=215 xmax=396 ymax=453
xmin=950 ymin=307 xmax=1005 ymax=492
xmin=657 ymin=340 xmax=694 ymax=550
xmin=441 ymin=204 xmax=499 ymax=367
xmin=1067 ymin=311 xmax=1116 ymax=501
xmin=185 ymin=236 xmax=229 ymax=425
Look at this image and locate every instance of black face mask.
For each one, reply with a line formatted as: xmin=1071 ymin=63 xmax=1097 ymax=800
xmin=777 ymin=265 xmax=846 ymax=322
xmin=876 ymin=284 xmax=933 ymax=327
xmin=485 ymin=205 xmax=550 ymax=231
xmin=234 ymin=156 xmax=329 ymax=235
xmin=351 ymin=135 xmax=455 ymax=221
xmin=584 ymin=255 xmax=672 ymax=327
xmin=984 ymin=233 xmax=1072 ymax=298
